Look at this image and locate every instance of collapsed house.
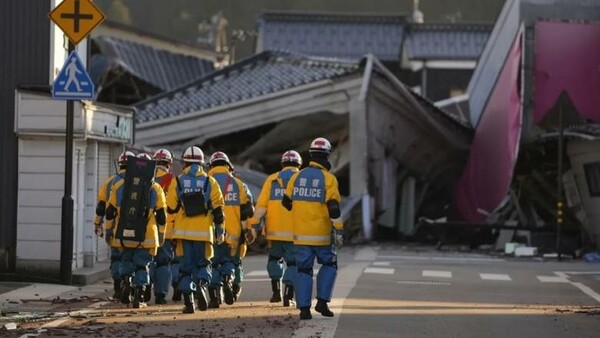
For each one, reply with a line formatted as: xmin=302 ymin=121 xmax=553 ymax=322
xmin=134 ymin=51 xmax=473 ymax=241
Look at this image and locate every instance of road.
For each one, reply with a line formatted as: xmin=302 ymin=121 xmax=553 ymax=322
xmin=2 ymin=245 xmax=600 ymax=337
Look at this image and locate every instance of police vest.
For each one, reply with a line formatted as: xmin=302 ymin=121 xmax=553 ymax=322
xmin=213 ymin=173 xmax=240 ymax=206
xmin=270 ymin=168 xmax=295 ymax=201
xmin=290 ymin=167 xmax=326 ymax=203
xmin=105 ymin=173 xmax=124 ymax=201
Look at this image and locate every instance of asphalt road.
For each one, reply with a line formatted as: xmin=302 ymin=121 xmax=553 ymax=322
xmin=3 ymin=245 xmax=600 ymax=337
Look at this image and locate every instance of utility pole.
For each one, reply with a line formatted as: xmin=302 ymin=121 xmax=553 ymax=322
xmin=556 ymin=106 xmax=564 ymax=261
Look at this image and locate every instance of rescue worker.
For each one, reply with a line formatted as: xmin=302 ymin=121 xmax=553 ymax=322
xmin=105 ymin=154 xmax=167 ymax=309
xmin=167 ymin=146 xmax=225 ymax=314
xmin=94 ymin=150 xmax=134 ymax=299
xmin=249 ymin=150 xmax=302 ymax=306
xmin=207 ymin=152 xmax=252 ymax=308
xmin=232 ymin=181 xmax=254 ymax=301
xmin=282 ymin=138 xmax=344 ymax=320
xmin=149 ymin=149 xmax=177 ymax=304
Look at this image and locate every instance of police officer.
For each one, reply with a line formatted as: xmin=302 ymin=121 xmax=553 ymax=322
xmin=282 ymin=138 xmax=344 ymax=320
xmin=250 ymin=150 xmax=302 ymax=306
xmin=94 ymin=151 xmax=134 ymax=299
xmin=167 ymin=146 xmax=225 ymax=314
xmin=105 ymin=153 xmax=167 ymax=309
xmin=207 ymin=152 xmax=252 ymax=308
xmin=149 ymin=149 xmax=177 ymax=304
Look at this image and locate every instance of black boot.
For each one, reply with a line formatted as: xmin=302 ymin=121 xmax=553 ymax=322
xmin=133 ymin=286 xmax=147 ymax=309
xmin=120 ymin=277 xmax=132 ymax=304
xmin=172 ymin=284 xmax=182 ymax=302
xmin=208 ymin=287 xmax=220 ymax=309
xmin=155 ymin=294 xmax=167 ymax=305
xmin=143 ymin=283 xmax=153 ymax=303
xmin=270 ymin=279 xmax=282 ymax=303
xmin=283 ymin=284 xmax=295 ymax=307
xmin=315 ymin=298 xmax=334 ymax=317
xmin=222 ymin=275 xmax=235 ymax=305
xmin=299 ymin=307 xmax=312 ymax=320
xmin=196 ymin=281 xmax=209 ymax=311
xmin=183 ymin=293 xmax=195 ymax=314
xmin=232 ymin=283 xmax=242 ymax=302
xmin=112 ymin=278 xmax=122 ymax=300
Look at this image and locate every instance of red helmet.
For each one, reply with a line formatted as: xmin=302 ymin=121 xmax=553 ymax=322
xmin=210 ymin=151 xmax=233 ymax=167
xmin=137 ymin=153 xmax=152 ymax=161
xmin=281 ymin=150 xmax=302 ymax=166
xmin=118 ymin=151 xmax=135 ymax=166
xmin=182 ymin=146 xmax=204 ymax=163
xmin=309 ymin=137 xmax=332 ymax=154
xmin=153 ymin=148 xmax=173 ymax=163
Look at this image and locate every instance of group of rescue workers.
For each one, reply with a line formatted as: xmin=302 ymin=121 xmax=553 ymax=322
xmin=93 ymin=137 xmax=344 ymax=320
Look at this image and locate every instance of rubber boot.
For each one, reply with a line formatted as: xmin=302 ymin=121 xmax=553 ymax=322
xmin=208 ymin=287 xmax=220 ymax=309
xmin=196 ymin=281 xmax=209 ymax=311
xmin=120 ymin=277 xmax=132 ymax=304
xmin=183 ymin=293 xmax=195 ymax=314
xmin=143 ymin=283 xmax=153 ymax=303
xmin=112 ymin=278 xmax=122 ymax=300
xmin=315 ymin=298 xmax=334 ymax=317
xmin=133 ymin=286 xmax=147 ymax=309
xmin=232 ymin=283 xmax=242 ymax=302
xmin=172 ymin=284 xmax=182 ymax=302
xmin=283 ymin=284 xmax=295 ymax=307
xmin=222 ymin=275 xmax=234 ymax=305
xmin=269 ymin=279 xmax=282 ymax=303
xmin=299 ymin=307 xmax=312 ymax=320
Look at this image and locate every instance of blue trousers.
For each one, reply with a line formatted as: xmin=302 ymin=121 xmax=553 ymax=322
xmin=110 ymin=248 xmax=121 ymax=280
xmin=267 ymin=240 xmax=297 ymax=286
xmin=294 ymin=245 xmax=337 ymax=308
xmin=178 ymin=240 xmax=212 ymax=294
xmin=150 ymin=241 xmax=174 ymax=298
xmin=233 ymin=245 xmax=243 ymax=284
xmin=210 ymin=242 xmax=235 ymax=287
xmin=120 ymin=248 xmax=153 ymax=287
xmin=171 ymin=255 xmax=180 ymax=288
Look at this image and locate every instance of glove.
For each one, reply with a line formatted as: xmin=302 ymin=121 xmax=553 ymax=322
xmin=215 ymin=226 xmax=225 ymax=245
xmin=246 ymin=228 xmax=257 ymax=245
xmin=158 ymin=232 xmax=165 ymax=246
xmin=105 ymin=229 xmax=113 ymax=245
xmin=94 ymin=223 xmax=104 ymax=237
xmin=334 ymin=230 xmax=343 ymax=248
xmin=215 ymin=233 xmax=225 ymax=245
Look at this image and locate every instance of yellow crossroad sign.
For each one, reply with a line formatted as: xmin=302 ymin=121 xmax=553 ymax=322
xmin=49 ymin=0 xmax=105 ymax=45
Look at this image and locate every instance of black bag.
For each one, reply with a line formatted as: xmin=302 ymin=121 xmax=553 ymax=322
xmin=177 ymin=175 xmax=209 ymax=217
xmin=115 ymin=156 xmax=157 ymax=243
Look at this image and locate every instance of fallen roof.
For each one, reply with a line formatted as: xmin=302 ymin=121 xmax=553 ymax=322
xmin=257 ymin=11 xmax=407 ymax=61
xmin=134 ymin=51 xmax=360 ymax=124
xmin=404 ymin=23 xmax=492 ymax=61
xmin=92 ymin=36 xmax=215 ymax=91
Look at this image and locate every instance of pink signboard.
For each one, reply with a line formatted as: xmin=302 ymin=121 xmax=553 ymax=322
xmin=453 ymin=31 xmax=523 ymax=222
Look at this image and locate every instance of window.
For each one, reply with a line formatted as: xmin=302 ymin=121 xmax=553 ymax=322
xmin=583 ymin=162 xmax=600 ymax=197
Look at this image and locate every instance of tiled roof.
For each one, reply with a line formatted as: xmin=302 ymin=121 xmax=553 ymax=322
xmin=92 ymin=36 xmax=215 ymax=91
xmin=135 ymin=51 xmax=360 ymax=124
xmin=404 ymin=23 xmax=492 ymax=60
xmin=258 ymin=11 xmax=407 ymax=61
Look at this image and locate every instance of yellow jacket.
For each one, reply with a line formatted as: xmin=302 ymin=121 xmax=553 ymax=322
xmin=284 ymin=161 xmax=343 ymax=246
xmin=208 ymin=166 xmax=249 ymax=251
xmin=155 ymin=166 xmax=176 ymax=239
xmin=105 ymin=180 xmax=167 ymax=253
xmin=251 ymin=166 xmax=298 ymax=242
xmin=167 ymin=164 xmax=224 ymax=243
xmin=94 ymin=170 xmax=125 ymax=227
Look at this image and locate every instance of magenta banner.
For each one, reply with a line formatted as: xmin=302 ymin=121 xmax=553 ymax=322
xmin=534 ymin=21 xmax=600 ymax=123
xmin=453 ymin=31 xmax=523 ymax=222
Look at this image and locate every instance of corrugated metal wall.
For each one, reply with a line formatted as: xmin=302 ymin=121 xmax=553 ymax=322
xmin=0 ymin=0 xmax=50 ymax=272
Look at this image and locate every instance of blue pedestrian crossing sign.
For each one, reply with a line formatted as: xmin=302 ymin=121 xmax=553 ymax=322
xmin=52 ymin=50 xmax=94 ymax=100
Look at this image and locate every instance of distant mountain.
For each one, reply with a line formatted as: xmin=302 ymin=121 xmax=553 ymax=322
xmin=95 ymin=0 xmax=504 ymax=60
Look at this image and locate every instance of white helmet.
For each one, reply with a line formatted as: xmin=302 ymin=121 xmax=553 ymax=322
xmin=210 ymin=151 xmax=233 ymax=167
xmin=281 ymin=150 xmax=302 ymax=166
xmin=137 ymin=153 xmax=152 ymax=160
xmin=182 ymin=146 xmax=204 ymax=163
xmin=153 ymin=148 xmax=173 ymax=164
xmin=309 ymin=137 xmax=332 ymax=154
xmin=118 ymin=151 xmax=136 ymax=166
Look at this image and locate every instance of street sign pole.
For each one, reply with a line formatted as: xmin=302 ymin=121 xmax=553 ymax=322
xmin=60 ymin=42 xmax=76 ymax=285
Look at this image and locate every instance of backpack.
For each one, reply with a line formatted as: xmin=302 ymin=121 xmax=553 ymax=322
xmin=176 ymin=175 xmax=210 ymax=217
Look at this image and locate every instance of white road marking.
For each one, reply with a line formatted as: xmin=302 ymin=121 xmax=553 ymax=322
xmin=364 ymin=267 xmax=395 ymax=275
xmin=423 ymin=270 xmax=452 ymax=278
xmin=555 ymin=271 xmax=600 ymax=275
xmin=378 ymin=255 xmax=504 ymax=263
xmin=372 ymin=261 xmax=391 ymax=266
xmin=245 ymin=270 xmax=269 ymax=277
xmin=537 ymin=276 xmax=569 ymax=283
xmin=554 ymin=272 xmax=600 ymax=304
xmin=480 ymin=273 xmax=512 ymax=281
xmin=397 ymin=280 xmax=452 ymax=286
